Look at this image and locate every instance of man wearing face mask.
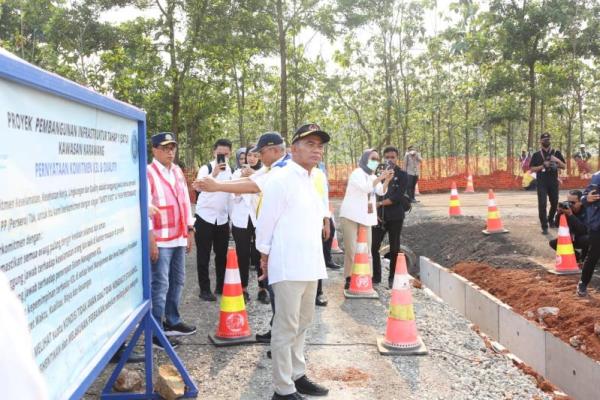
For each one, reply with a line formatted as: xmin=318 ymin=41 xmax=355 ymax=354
xmin=195 ymin=138 xmax=233 ymax=301
xmin=529 ymin=132 xmax=566 ymax=235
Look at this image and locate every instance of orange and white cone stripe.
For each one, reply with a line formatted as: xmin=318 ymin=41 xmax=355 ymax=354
xmin=449 ymin=182 xmax=462 ymax=216
xmin=552 ymin=214 xmax=579 ymax=275
xmin=345 ymin=225 xmax=378 ymax=298
xmin=465 ymin=174 xmax=475 ymax=193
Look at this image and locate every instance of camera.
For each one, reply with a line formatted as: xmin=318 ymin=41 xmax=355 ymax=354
xmin=559 ymin=201 xmax=571 ymax=210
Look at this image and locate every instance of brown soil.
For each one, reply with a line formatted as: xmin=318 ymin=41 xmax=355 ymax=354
xmin=453 ymin=262 xmax=600 ymax=363
xmin=311 ymin=366 xmax=370 ymax=387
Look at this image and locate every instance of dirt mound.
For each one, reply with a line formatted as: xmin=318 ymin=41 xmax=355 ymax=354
xmin=404 ymin=218 xmax=540 ymax=270
xmin=312 ymin=366 xmax=370 ymax=387
xmin=454 ymin=262 xmax=600 ymax=363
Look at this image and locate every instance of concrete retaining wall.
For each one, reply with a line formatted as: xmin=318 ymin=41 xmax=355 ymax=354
xmin=419 ymin=256 xmax=600 ymax=400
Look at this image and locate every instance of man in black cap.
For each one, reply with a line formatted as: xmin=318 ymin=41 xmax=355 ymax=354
xmin=529 ymin=132 xmax=566 ymax=234
xmin=256 ymin=123 xmax=331 ymax=399
xmin=147 ymin=132 xmax=197 ymax=348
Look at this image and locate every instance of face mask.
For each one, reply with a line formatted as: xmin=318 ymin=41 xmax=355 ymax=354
xmin=410 ymin=150 xmax=416 ymax=155
xmin=367 ymin=160 xmax=379 ymax=171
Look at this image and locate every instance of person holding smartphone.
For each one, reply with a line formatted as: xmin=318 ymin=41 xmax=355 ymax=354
xmin=195 ymin=138 xmax=233 ymax=301
xmin=578 ymin=176 xmax=600 ymax=297
xmin=372 ymin=146 xmax=409 ymax=287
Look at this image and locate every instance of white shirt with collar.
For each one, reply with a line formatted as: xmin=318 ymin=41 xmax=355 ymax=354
xmin=255 ymin=160 xmax=328 ymax=285
xmin=229 ymin=168 xmax=256 ymax=228
xmin=148 ymin=159 xmax=194 ymax=248
xmin=195 ymin=160 xmax=232 ymax=225
xmin=339 ymin=168 xmax=385 ymax=226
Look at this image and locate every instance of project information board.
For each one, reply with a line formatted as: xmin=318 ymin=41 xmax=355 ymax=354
xmin=0 ymin=76 xmax=144 ymax=399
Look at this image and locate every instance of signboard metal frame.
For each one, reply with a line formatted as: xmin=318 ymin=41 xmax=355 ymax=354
xmin=0 ymin=50 xmax=198 ymax=400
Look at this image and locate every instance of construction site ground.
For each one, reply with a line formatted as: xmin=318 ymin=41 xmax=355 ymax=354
xmin=84 ymin=189 xmax=600 ymax=399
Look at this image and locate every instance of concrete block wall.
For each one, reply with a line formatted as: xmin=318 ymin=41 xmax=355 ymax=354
xmin=419 ymin=256 xmax=600 ymax=400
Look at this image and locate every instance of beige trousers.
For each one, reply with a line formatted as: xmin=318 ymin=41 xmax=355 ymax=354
xmin=271 ymin=280 xmax=318 ymax=395
xmin=340 ymin=217 xmax=372 ymax=278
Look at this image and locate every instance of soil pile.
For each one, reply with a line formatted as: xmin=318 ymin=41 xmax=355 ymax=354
xmin=453 ymin=262 xmax=600 ymax=363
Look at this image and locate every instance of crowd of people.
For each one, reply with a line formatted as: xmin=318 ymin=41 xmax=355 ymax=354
xmin=147 ymin=127 xmax=420 ymax=399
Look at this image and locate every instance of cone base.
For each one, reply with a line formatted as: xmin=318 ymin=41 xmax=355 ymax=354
xmin=376 ymin=336 xmax=427 ymax=356
xmin=344 ymin=289 xmax=379 ymax=299
xmin=547 ymin=268 xmax=580 ymax=276
xmin=482 ymin=228 xmax=509 ymax=235
xmin=208 ymin=333 xmax=256 ymax=347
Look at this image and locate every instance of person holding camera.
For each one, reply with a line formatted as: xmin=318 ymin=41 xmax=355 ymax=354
xmin=529 ymin=132 xmax=566 ymax=235
xmin=339 ymin=149 xmax=393 ymax=290
xmin=372 ymin=146 xmax=409 ymax=288
xmin=548 ymin=190 xmax=588 ymax=263
xmin=195 ymin=138 xmax=233 ymax=301
xmin=577 ymin=175 xmax=600 ymax=297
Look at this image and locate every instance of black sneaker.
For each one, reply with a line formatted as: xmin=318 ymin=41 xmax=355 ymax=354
xmin=110 ymin=343 xmax=145 ymax=364
xmin=257 ymin=289 xmax=270 ymax=304
xmin=152 ymin=336 xmax=180 ymax=350
xmin=256 ymin=330 xmax=271 ymax=343
xmin=294 ymin=375 xmax=329 ymax=396
xmin=576 ymin=281 xmax=588 ymax=297
xmin=344 ymin=277 xmax=350 ymax=290
xmin=315 ymin=294 xmax=328 ymax=307
xmin=541 ymin=228 xmax=549 ymax=235
xmin=271 ymin=392 xmax=304 ymax=399
xmin=199 ymin=291 xmax=217 ymax=301
xmin=164 ymin=321 xmax=197 ymax=336
xmin=326 ymin=262 xmax=342 ymax=270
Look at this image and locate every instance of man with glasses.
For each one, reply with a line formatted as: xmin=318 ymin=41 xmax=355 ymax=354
xmin=147 ymin=132 xmax=196 ymax=348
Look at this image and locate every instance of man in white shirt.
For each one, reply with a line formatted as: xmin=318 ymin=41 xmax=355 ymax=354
xmin=194 ymin=139 xmax=233 ymax=301
xmin=256 ymin=124 xmax=331 ymax=400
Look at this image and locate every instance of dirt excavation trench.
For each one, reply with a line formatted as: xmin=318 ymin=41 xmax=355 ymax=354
xmin=403 ymin=216 xmax=600 ymax=364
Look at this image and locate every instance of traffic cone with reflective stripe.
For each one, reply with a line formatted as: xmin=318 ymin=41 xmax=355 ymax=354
xmin=344 ymin=225 xmax=378 ymax=299
xmin=550 ymin=214 xmax=579 ymax=275
xmin=449 ymin=182 xmax=462 ymax=216
xmin=482 ymin=189 xmax=509 ymax=235
xmin=209 ymin=248 xmax=254 ymax=346
xmin=415 ymin=182 xmax=420 ymax=196
xmin=465 ymin=174 xmax=475 ymax=193
xmin=329 ymin=207 xmax=343 ymax=254
xmin=377 ymin=253 xmax=427 ymax=355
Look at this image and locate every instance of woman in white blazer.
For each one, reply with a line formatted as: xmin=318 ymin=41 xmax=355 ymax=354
xmin=339 ymin=149 xmax=393 ymax=289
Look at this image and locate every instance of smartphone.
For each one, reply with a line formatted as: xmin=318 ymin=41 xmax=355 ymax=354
xmin=386 ymin=160 xmax=395 ymax=170
xmin=217 ymin=153 xmax=225 ymax=164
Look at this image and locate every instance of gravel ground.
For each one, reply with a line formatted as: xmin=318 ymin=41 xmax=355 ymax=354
xmin=84 ymin=236 xmax=554 ymax=399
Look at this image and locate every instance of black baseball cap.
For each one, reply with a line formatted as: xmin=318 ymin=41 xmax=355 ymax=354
xmin=292 ymin=123 xmax=330 ymax=144
xmin=251 ymin=132 xmax=284 ymax=152
xmin=151 ymin=132 xmax=177 ymax=147
xmin=540 ymin=132 xmax=551 ymax=140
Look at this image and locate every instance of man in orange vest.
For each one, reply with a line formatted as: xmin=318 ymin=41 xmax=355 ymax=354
xmin=147 ymin=132 xmax=197 ymax=349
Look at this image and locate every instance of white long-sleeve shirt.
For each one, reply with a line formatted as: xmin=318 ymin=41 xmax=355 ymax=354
xmin=229 ymin=169 xmax=257 ymax=228
xmin=339 ymin=168 xmax=385 ymax=226
xmin=255 ymin=160 xmax=328 ymax=284
xmin=194 ymin=160 xmax=232 ymax=225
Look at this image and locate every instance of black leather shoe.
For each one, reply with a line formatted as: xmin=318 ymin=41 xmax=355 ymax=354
xmin=294 ymin=375 xmax=329 ymax=396
xmin=256 ymin=330 xmax=271 ymax=343
xmin=271 ymin=392 xmax=305 ymax=399
xmin=199 ymin=292 xmax=216 ymax=301
xmin=257 ymin=289 xmax=270 ymax=304
xmin=326 ymin=262 xmax=342 ymax=270
xmin=315 ymin=294 xmax=328 ymax=306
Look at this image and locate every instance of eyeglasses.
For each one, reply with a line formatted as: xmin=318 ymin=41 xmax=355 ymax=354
xmin=159 ymin=145 xmax=177 ymax=153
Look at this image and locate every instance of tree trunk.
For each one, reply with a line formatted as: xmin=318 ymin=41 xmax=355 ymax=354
xmin=276 ymin=0 xmax=288 ymax=141
xmin=577 ymin=85 xmax=584 ymax=145
xmin=464 ymin=99 xmax=470 ymax=175
xmin=527 ymin=62 xmax=536 ymax=150
xmin=540 ymin=99 xmax=545 ymax=134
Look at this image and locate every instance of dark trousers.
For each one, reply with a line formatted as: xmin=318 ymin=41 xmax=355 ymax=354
xmin=408 ymin=175 xmax=419 ymax=200
xmin=581 ymin=231 xmax=600 ymax=286
xmin=194 ymin=215 xmax=229 ymax=294
xmin=231 ymin=218 xmax=261 ymax=290
xmin=549 ymin=235 xmax=589 ymax=263
xmin=322 ymin=218 xmax=334 ymax=265
xmin=372 ymin=218 xmax=404 ymax=283
xmin=537 ymin=182 xmax=559 ymax=229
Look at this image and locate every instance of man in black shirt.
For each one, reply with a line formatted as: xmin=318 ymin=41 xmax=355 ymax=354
xmin=372 ymin=146 xmax=409 ymax=288
xmin=529 ymin=132 xmax=567 ymax=234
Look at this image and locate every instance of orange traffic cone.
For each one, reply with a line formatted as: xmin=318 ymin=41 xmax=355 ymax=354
xmin=465 ymin=174 xmax=475 ymax=193
xmin=377 ymin=253 xmax=427 ymax=355
xmin=344 ymin=225 xmax=378 ymax=299
xmin=482 ymin=189 xmax=509 ymax=235
xmin=208 ymin=248 xmax=254 ymax=346
xmin=550 ymin=214 xmax=579 ymax=275
xmin=415 ymin=182 xmax=420 ymax=196
xmin=331 ymin=230 xmax=343 ymax=254
xmin=449 ymin=182 xmax=462 ymax=216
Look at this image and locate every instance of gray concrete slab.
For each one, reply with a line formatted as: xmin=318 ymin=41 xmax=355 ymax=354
xmin=465 ymin=283 xmax=501 ymax=341
xmin=545 ymin=332 xmax=600 ymax=400
xmin=419 ymin=257 xmax=440 ymax=294
xmin=498 ymin=305 xmax=546 ymax=376
xmin=438 ymin=268 xmax=467 ymax=315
